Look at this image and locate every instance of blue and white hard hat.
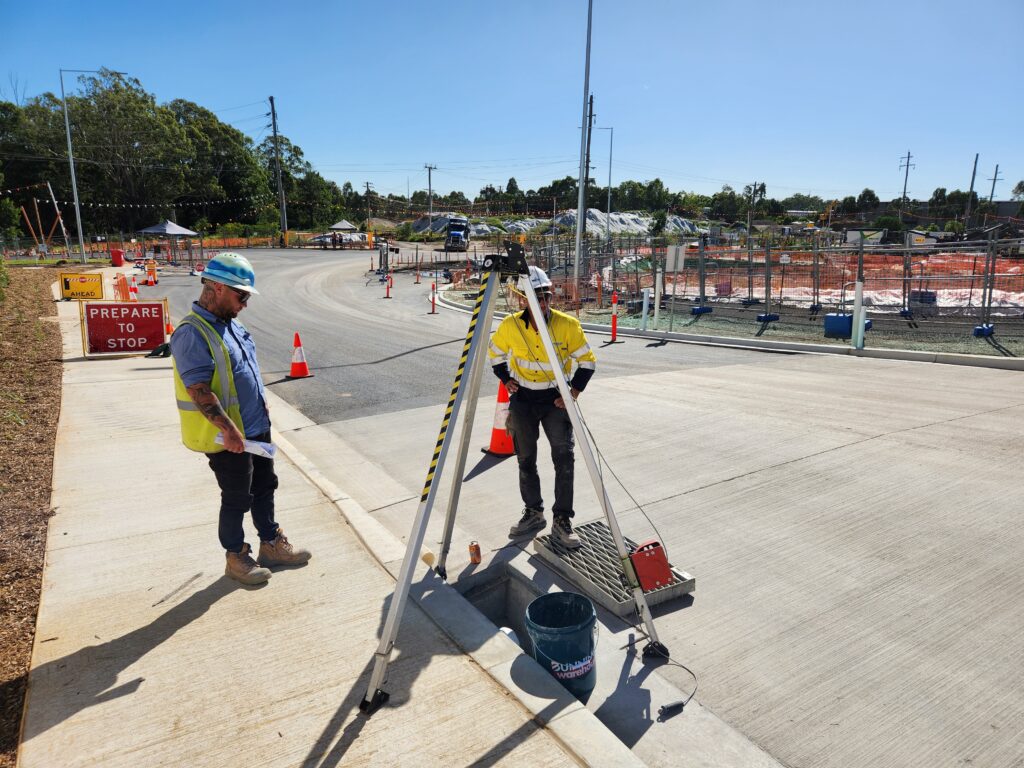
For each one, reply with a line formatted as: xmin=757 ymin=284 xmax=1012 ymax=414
xmin=202 ymin=252 xmax=259 ymax=294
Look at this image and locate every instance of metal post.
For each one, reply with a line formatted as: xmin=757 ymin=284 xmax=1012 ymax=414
xmin=852 ymin=236 xmax=866 ymax=349
xmin=697 ymin=237 xmax=706 ymax=305
xmin=812 ymin=234 xmax=820 ymax=310
xmin=746 ymin=233 xmax=754 ymax=302
xmin=573 ymin=0 xmax=593 ymax=287
xmin=59 ymin=70 xmax=86 ymax=263
xmin=652 ymin=252 xmax=662 ymax=329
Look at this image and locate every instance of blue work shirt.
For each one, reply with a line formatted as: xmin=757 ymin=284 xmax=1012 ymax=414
xmin=170 ymin=301 xmax=271 ymax=438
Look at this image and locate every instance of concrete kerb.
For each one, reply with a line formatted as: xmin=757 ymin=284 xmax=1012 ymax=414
xmin=434 ymin=290 xmax=1024 ymax=371
xmin=265 ymin=390 xmax=645 ymax=768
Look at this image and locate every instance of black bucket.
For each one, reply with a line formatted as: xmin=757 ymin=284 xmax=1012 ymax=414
xmin=524 ymin=592 xmax=598 ymax=702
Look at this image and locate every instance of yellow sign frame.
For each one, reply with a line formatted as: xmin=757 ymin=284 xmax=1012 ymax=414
xmin=60 ymin=272 xmax=105 ymax=300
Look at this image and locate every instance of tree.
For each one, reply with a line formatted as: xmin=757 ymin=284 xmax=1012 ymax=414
xmin=709 ymin=185 xmax=741 ymax=221
xmin=167 ymin=99 xmax=269 ymax=230
xmin=856 ymin=188 xmax=880 ymax=211
xmin=1011 ymin=181 xmax=1024 ymax=200
xmin=873 ymin=215 xmax=902 ymax=231
xmin=779 ymin=193 xmax=824 ymax=213
xmin=505 ymin=177 xmax=520 ymax=195
xmin=648 ymin=210 xmax=667 ymax=236
xmin=644 ymin=178 xmax=671 ymax=211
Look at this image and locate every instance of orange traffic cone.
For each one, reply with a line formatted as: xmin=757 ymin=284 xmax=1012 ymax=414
xmin=165 ymin=320 xmax=175 ymax=336
xmin=481 ymin=381 xmax=515 ymax=456
xmin=146 ymin=270 xmax=156 ymax=287
xmin=285 ymin=332 xmax=313 ymax=379
xmin=129 ymin=276 xmax=139 ymax=301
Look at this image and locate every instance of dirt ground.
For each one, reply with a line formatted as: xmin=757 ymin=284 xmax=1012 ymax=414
xmin=0 ymin=267 xmax=64 ymax=768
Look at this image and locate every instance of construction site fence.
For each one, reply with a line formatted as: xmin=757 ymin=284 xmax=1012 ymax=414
xmin=444 ymin=235 xmax=1024 ymax=324
xmin=0 ymin=233 xmax=284 ymax=262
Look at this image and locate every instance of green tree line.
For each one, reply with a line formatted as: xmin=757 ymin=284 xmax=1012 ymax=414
xmin=2 ymin=71 xmax=1019 ymax=244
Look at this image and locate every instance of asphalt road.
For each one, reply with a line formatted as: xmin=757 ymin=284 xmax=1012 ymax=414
xmin=151 ymin=247 xmax=782 ymax=423
xmin=146 ymin=248 xmax=1024 ymax=767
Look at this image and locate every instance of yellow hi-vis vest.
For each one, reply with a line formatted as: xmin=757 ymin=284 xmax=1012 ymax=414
xmin=172 ymin=312 xmax=245 ymax=453
xmin=488 ymin=308 xmax=596 ymax=390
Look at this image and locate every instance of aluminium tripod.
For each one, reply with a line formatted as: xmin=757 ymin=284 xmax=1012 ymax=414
xmin=360 ymin=242 xmax=667 ymax=715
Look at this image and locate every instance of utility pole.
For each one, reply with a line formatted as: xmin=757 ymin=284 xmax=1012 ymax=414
xmin=364 ymin=182 xmax=374 ymax=228
xmin=580 ymin=95 xmax=595 ymax=241
xmin=899 ymin=150 xmax=914 ymax=222
xmin=268 ymin=96 xmax=288 ymax=238
xmin=987 ymin=163 xmax=1002 ymax=203
xmin=964 ymin=153 xmax=979 ymax=229
xmin=746 ymin=181 xmax=760 ymax=243
xmin=425 ymin=163 xmax=436 ymax=234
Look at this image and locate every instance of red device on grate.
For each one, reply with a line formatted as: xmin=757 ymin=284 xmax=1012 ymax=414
xmin=630 ymin=540 xmax=673 ymax=592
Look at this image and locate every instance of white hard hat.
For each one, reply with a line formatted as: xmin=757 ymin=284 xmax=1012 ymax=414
xmin=527 ymin=265 xmax=552 ymax=292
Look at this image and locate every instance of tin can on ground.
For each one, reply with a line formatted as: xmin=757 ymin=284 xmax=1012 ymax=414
xmin=468 ymin=541 xmax=482 ymax=564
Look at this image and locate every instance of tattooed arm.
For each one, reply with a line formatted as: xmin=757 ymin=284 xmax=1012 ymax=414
xmin=185 ymin=382 xmax=245 ymax=453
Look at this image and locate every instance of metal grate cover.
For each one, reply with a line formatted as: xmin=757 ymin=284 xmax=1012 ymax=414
xmin=533 ymin=521 xmax=695 ymax=618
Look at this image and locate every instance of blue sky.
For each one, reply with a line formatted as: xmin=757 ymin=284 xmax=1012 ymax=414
xmin=3 ymin=0 xmax=1022 ymax=204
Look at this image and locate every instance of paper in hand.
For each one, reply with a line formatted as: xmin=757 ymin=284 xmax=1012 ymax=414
xmin=214 ymin=433 xmax=277 ymax=458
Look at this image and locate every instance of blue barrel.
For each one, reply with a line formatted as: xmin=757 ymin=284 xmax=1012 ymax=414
xmin=524 ymin=592 xmax=598 ymax=702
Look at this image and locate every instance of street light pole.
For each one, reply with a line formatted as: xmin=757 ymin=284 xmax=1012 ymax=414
xmin=573 ymin=0 xmax=594 ymax=287
xmin=60 ymin=68 xmax=126 ymax=264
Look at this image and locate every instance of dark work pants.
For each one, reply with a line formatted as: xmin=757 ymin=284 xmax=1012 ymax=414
xmin=506 ymin=397 xmax=575 ymax=519
xmin=206 ymin=430 xmax=279 ymax=552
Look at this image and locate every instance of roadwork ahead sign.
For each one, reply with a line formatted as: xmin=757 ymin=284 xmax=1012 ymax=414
xmin=80 ymin=300 xmax=168 ymax=356
xmin=60 ymin=272 xmax=104 ymax=300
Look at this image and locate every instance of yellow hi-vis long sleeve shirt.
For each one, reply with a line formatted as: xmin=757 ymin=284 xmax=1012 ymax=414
xmin=489 ymin=309 xmax=596 ymax=396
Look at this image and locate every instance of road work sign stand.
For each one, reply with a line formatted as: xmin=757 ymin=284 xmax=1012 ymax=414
xmin=360 ymin=243 xmax=669 ymax=716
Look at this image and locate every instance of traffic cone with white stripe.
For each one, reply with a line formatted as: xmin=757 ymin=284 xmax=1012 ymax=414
xmin=481 ymin=381 xmax=515 ymax=456
xmin=285 ymin=332 xmax=313 ymax=379
xmin=129 ymin=275 xmax=139 ymax=301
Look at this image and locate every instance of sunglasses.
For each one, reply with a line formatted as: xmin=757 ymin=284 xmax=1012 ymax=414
xmin=229 ymin=286 xmax=250 ymax=304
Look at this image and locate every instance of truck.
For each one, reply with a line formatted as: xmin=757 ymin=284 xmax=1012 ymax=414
xmin=445 ymin=215 xmax=470 ymax=252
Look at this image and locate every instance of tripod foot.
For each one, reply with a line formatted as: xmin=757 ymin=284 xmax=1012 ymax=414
xmin=642 ymin=641 xmax=670 ymax=661
xmin=359 ymin=689 xmax=390 ymax=716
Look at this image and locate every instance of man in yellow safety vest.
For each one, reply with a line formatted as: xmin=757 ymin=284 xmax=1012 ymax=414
xmin=170 ymin=253 xmax=311 ymax=585
xmin=488 ymin=266 xmax=596 ymax=549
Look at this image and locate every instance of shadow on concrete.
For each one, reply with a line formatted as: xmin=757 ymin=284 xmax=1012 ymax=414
xmin=463 ymin=452 xmax=513 ymax=483
xmin=302 ymin=578 xmax=573 ymax=768
xmin=17 ymin=576 xmax=238 ymax=742
xmin=592 ymin=634 xmax=661 ymax=747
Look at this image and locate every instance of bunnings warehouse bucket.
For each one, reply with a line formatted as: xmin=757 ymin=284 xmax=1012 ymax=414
xmin=524 ymin=592 xmax=598 ymax=702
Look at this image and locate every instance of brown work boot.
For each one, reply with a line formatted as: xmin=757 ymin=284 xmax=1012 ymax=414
xmin=509 ymin=507 xmax=546 ymax=538
xmin=225 ymin=543 xmax=271 ymax=585
xmin=551 ymin=516 xmax=582 ymax=550
xmin=258 ymin=529 xmax=312 ymax=568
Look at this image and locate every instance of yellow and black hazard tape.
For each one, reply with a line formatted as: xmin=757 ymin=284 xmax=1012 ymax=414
xmin=420 ymin=269 xmax=493 ymax=501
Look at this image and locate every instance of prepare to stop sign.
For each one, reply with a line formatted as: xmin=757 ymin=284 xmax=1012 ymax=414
xmin=82 ymin=301 xmax=167 ymax=355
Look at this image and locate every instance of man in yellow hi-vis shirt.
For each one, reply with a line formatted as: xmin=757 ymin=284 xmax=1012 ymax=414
xmin=489 ymin=266 xmax=596 ymax=549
